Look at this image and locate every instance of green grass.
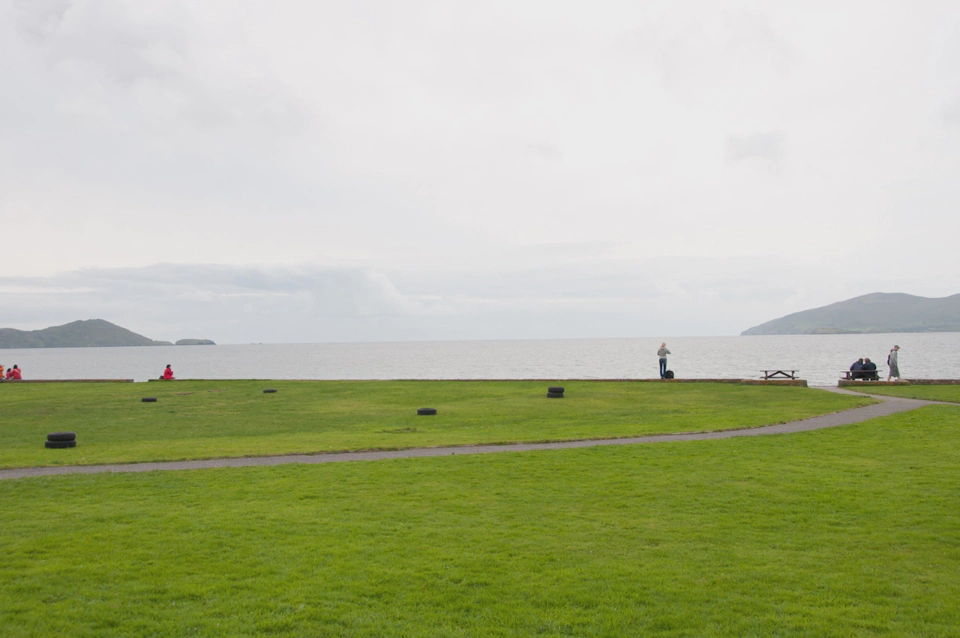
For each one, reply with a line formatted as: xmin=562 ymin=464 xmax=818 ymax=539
xmin=0 ymin=381 xmax=870 ymax=469
xmin=1 ymin=405 xmax=958 ymax=636
xmin=846 ymin=384 xmax=960 ymax=403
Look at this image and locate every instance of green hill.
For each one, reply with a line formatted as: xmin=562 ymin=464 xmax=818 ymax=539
xmin=0 ymin=319 xmax=174 ymax=348
xmin=742 ymin=293 xmax=960 ymax=335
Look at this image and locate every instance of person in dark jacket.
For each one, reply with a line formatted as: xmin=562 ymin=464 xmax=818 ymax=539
xmin=850 ymin=358 xmax=865 ymax=380
xmin=862 ymin=358 xmax=878 ymax=381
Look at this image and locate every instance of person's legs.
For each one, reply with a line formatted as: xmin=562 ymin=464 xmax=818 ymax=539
xmin=659 ymin=358 xmax=667 ymax=378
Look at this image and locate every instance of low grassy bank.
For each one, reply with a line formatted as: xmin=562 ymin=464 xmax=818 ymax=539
xmin=1 ymin=406 xmax=958 ymax=636
xmin=847 ymin=384 xmax=960 ymax=403
xmin=0 ymin=380 xmax=871 ymax=469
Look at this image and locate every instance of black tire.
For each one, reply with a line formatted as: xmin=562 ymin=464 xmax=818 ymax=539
xmin=664 ymin=370 xmax=675 ymax=379
xmin=263 ymin=389 xmax=278 ymax=394
xmin=417 ymin=408 xmax=437 ymax=415
xmin=547 ymin=386 xmax=565 ymax=394
xmin=547 ymin=392 xmax=565 ymax=398
xmin=46 ymin=432 xmax=76 ymax=442
xmin=45 ymin=440 xmax=77 ymax=449
xmin=142 ymin=397 xmax=157 ymax=403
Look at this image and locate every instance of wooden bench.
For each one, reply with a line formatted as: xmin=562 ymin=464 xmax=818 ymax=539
xmin=841 ymin=370 xmax=880 ymax=381
xmin=761 ymin=370 xmax=798 ymax=380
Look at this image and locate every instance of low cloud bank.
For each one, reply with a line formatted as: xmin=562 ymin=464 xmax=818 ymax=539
xmin=3 ymin=260 xmax=952 ymax=344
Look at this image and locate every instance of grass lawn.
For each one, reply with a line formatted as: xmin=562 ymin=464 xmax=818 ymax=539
xmin=0 ymin=381 xmax=870 ymax=469
xmin=846 ymin=384 xmax=960 ymax=403
xmin=1 ymin=405 xmax=958 ymax=636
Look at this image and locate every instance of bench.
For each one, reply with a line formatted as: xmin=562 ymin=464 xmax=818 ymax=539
xmin=841 ymin=370 xmax=880 ymax=381
xmin=761 ymin=370 xmax=798 ymax=380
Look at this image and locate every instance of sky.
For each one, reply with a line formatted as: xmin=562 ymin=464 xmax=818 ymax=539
xmin=2 ymin=0 xmax=959 ymax=343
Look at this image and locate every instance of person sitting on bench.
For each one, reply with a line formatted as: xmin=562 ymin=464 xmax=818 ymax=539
xmin=849 ymin=358 xmax=865 ymax=380
xmin=862 ymin=358 xmax=878 ymax=381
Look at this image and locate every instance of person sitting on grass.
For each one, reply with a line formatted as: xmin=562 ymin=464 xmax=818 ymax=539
xmin=862 ymin=358 xmax=878 ymax=381
xmin=9 ymin=365 xmax=21 ymax=380
xmin=161 ymin=365 xmax=175 ymax=380
xmin=0 ymin=363 xmax=4 ymax=380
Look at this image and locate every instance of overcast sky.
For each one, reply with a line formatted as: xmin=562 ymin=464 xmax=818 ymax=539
xmin=2 ymin=0 xmax=959 ymax=343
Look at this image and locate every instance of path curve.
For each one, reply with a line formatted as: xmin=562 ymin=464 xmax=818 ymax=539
xmin=0 ymin=389 xmax=944 ymax=480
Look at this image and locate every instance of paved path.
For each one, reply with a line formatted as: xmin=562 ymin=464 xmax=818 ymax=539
xmin=0 ymin=389 xmax=945 ymax=481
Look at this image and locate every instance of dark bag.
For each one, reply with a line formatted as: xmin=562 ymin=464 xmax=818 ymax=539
xmin=664 ymin=370 xmax=675 ymax=379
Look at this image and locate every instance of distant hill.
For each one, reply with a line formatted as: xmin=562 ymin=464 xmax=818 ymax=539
xmin=176 ymin=339 xmax=216 ymax=346
xmin=0 ymin=319 xmax=174 ymax=348
xmin=742 ymin=293 xmax=960 ymax=335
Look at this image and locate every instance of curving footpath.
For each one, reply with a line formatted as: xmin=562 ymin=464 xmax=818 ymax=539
xmin=0 ymin=389 xmax=945 ymax=481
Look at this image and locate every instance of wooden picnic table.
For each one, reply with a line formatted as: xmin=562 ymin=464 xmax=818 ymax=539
xmin=761 ymin=370 xmax=798 ymax=380
xmin=841 ymin=370 xmax=880 ymax=381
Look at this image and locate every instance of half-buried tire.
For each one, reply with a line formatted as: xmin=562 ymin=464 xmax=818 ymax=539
xmin=417 ymin=408 xmax=437 ymax=415
xmin=548 ymin=386 xmax=565 ymax=394
xmin=142 ymin=397 xmax=157 ymax=403
xmin=46 ymin=432 xmax=76 ymax=442
xmin=547 ymin=391 xmax=564 ymax=398
xmin=263 ymin=389 xmax=278 ymax=394
xmin=45 ymin=440 xmax=77 ymax=449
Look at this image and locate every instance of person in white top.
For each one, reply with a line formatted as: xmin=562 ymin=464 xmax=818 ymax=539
xmin=887 ymin=345 xmax=900 ymax=381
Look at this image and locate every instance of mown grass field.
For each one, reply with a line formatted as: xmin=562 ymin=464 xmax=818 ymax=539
xmin=847 ymin=384 xmax=960 ymax=403
xmin=1 ymin=405 xmax=958 ymax=637
xmin=0 ymin=381 xmax=870 ymax=469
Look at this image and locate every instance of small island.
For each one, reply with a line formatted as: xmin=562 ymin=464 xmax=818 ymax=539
xmin=0 ymin=319 xmax=214 ymax=348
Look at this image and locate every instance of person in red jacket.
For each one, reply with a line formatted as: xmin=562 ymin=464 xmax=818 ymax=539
xmin=9 ymin=365 xmax=22 ymax=380
xmin=161 ymin=365 xmax=175 ymax=380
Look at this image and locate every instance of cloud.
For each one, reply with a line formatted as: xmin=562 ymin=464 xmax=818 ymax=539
xmin=615 ymin=5 xmax=794 ymax=96
xmin=5 ymin=257 xmax=956 ymax=343
xmin=0 ymin=264 xmax=452 ymax=343
xmin=2 ymin=0 xmax=960 ymax=335
xmin=527 ymin=140 xmax=563 ymax=161
xmin=724 ymin=131 xmax=785 ymax=167
xmin=944 ymin=98 xmax=960 ymax=126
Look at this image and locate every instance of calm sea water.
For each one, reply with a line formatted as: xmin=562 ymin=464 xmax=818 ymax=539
xmin=1 ymin=334 xmax=957 ymax=387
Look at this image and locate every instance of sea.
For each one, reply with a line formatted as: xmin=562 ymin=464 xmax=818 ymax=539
xmin=1 ymin=333 xmax=957 ymax=387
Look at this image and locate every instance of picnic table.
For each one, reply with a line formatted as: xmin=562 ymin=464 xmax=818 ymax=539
xmin=761 ymin=370 xmax=798 ymax=380
xmin=841 ymin=370 xmax=880 ymax=381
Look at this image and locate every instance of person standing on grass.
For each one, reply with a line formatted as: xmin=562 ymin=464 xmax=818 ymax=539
xmin=887 ymin=345 xmax=901 ymax=382
xmin=657 ymin=343 xmax=671 ymax=379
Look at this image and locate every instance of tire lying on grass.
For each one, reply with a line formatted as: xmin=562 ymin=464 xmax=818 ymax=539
xmin=142 ymin=397 xmax=157 ymax=403
xmin=263 ymin=389 xmax=278 ymax=394
xmin=547 ymin=391 xmax=565 ymax=399
xmin=46 ymin=432 xmax=76 ymax=442
xmin=417 ymin=408 xmax=437 ymax=416
xmin=548 ymin=386 xmax=565 ymax=394
xmin=45 ymin=440 xmax=77 ymax=449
